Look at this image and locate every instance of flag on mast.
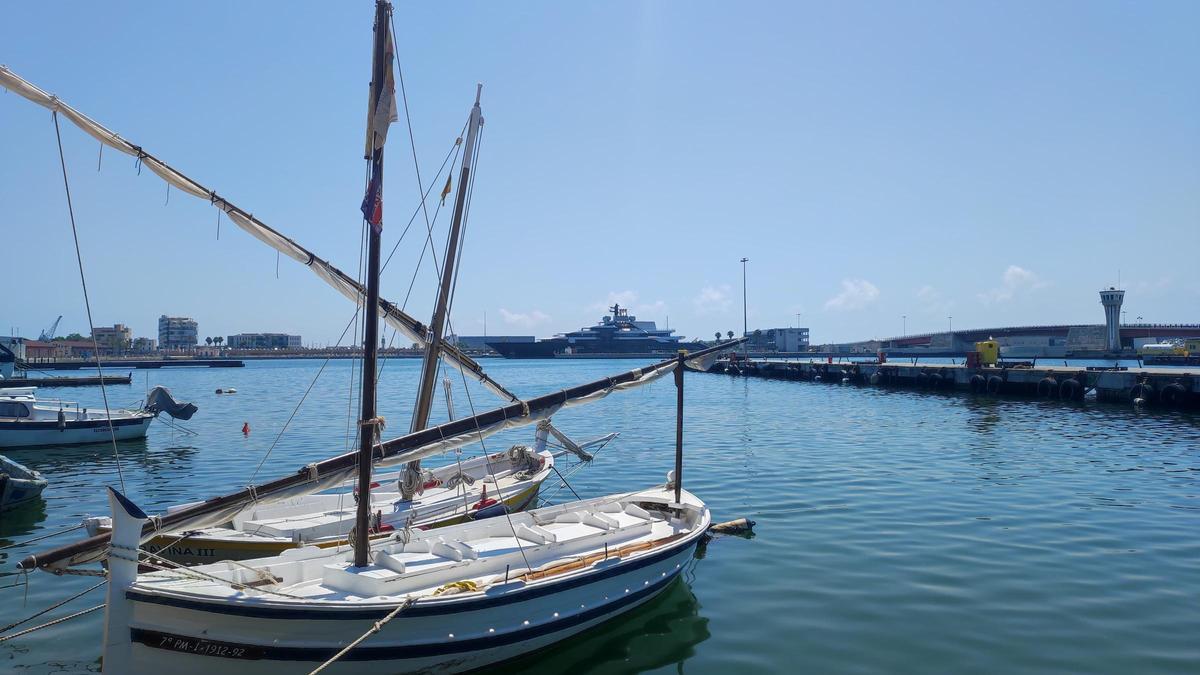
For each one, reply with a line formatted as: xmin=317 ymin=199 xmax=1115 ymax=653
xmin=361 ymin=22 xmax=398 ymax=231
xmin=364 ymin=24 xmax=398 ymax=156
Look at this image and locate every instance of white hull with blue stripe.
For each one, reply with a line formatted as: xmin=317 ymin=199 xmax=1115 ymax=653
xmin=0 ymin=387 xmax=154 ymax=449
xmin=103 ymin=486 xmax=709 ymax=674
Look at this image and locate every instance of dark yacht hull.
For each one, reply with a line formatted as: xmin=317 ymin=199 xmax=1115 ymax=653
xmin=488 ymin=340 xmax=708 ymax=359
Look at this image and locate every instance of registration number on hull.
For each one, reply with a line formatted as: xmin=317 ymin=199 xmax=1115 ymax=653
xmin=134 ymin=629 xmax=265 ymax=660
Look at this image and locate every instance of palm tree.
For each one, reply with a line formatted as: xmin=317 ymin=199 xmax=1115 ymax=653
xmin=726 ymin=330 xmax=734 ymax=340
xmin=215 ymin=336 xmax=224 ymax=348
xmin=205 ymin=337 xmax=213 ymax=347
xmin=714 ymin=331 xmax=721 ymax=342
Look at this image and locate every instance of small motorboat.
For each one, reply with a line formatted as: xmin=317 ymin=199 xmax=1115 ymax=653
xmin=0 ymin=454 xmax=48 ymax=511
xmin=0 ymin=386 xmax=196 ymax=449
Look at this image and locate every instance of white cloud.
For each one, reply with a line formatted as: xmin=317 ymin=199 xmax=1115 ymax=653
xmin=824 ymin=279 xmax=880 ymax=311
xmin=498 ymin=308 xmax=551 ymax=328
xmin=692 ymin=284 xmax=732 ymax=315
xmin=1131 ymin=276 xmax=1172 ymax=295
xmin=977 ymin=265 xmax=1048 ymax=303
xmin=589 ymin=290 xmax=666 ymax=318
xmin=916 ymin=284 xmax=954 ymax=314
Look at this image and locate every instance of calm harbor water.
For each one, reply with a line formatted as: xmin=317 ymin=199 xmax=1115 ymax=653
xmin=2 ymin=358 xmax=1198 ymax=674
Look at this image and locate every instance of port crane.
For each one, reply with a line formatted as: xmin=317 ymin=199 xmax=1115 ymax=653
xmin=38 ymin=315 xmax=63 ymax=341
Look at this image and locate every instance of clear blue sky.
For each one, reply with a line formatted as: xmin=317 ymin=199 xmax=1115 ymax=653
xmin=3 ymin=1 xmax=1197 ymax=345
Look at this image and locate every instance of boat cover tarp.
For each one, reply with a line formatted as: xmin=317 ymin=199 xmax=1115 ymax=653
xmin=144 ymin=386 xmax=198 ymax=421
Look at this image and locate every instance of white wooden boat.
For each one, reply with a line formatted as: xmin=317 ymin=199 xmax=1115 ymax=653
xmin=0 ymin=454 xmax=48 ymax=511
xmin=86 ymin=446 xmax=555 ymax=564
xmin=0 ymin=387 xmax=154 ymax=448
xmin=103 ymin=483 xmax=709 ymax=674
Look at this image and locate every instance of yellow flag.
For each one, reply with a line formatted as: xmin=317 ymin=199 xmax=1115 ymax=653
xmin=440 ymin=176 xmax=452 ymax=205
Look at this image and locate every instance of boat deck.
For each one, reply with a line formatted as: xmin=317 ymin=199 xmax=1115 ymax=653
xmin=132 ymin=489 xmax=701 ymax=605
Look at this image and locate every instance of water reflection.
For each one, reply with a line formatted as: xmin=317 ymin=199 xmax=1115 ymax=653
xmin=0 ymin=500 xmax=48 ymax=543
xmin=491 ymin=576 xmax=710 ymax=675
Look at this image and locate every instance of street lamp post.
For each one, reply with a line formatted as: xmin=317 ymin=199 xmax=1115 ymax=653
xmin=740 ymin=257 xmax=749 ymax=339
xmin=948 ymin=316 xmax=953 ymax=334
xmin=902 ymin=314 xmax=907 ymax=337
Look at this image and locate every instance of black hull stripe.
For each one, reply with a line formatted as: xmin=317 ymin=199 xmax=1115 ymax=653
xmin=128 ymin=533 xmax=698 ymax=619
xmin=0 ymin=417 xmax=149 ymax=430
xmin=131 ymin=567 xmax=681 ymax=662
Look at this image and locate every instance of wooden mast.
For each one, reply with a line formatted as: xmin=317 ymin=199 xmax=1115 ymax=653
xmin=410 ymin=86 xmax=483 ymax=433
xmin=401 ymin=84 xmax=484 ymax=497
xmin=354 ymin=0 xmax=390 ymax=567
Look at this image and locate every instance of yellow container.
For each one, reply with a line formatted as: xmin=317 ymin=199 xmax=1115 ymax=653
xmin=975 ymin=340 xmax=1000 ymax=365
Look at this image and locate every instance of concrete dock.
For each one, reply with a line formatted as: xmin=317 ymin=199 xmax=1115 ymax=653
xmin=707 ymin=359 xmax=1198 ymax=409
xmin=22 ymin=358 xmax=244 ymax=370
xmin=1 ymin=373 xmax=133 ymax=387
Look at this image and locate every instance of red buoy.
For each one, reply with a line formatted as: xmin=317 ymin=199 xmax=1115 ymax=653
xmin=242 ymin=422 xmax=250 ymax=435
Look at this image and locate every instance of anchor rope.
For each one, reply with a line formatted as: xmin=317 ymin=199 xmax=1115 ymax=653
xmin=0 ymin=524 xmax=84 ymax=551
xmin=0 ymin=604 xmax=103 ymax=643
xmin=0 ymin=578 xmax=107 ymax=636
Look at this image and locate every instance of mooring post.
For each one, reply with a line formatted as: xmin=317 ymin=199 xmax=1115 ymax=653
xmin=674 ymin=350 xmax=685 ymax=504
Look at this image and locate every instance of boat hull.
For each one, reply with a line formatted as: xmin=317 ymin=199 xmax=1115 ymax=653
xmin=489 ymin=340 xmax=710 ymax=359
xmin=122 ymin=531 xmax=699 ymax=674
xmin=0 ymin=415 xmax=152 ymax=448
xmin=0 ymin=456 xmax=48 ymax=512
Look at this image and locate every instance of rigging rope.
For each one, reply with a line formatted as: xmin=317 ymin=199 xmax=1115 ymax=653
xmin=0 ymin=524 xmax=84 ymax=551
xmin=51 ymin=111 xmax=125 ymax=492
xmin=391 ymin=13 xmax=437 ymax=279
xmin=250 ymin=308 xmax=362 ymax=484
xmin=0 ymin=578 xmax=107 ymax=636
xmin=0 ymin=605 xmax=103 ymax=643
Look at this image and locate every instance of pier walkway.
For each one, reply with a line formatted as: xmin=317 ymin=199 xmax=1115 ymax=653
xmin=706 ymin=359 xmax=1198 ymax=409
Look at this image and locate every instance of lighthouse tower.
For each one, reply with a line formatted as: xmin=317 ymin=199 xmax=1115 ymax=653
xmin=1099 ymin=287 xmax=1125 ymax=352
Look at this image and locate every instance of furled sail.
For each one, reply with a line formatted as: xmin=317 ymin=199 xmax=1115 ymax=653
xmin=18 ymin=340 xmax=743 ymax=572
xmin=0 ymin=65 xmax=519 ymax=405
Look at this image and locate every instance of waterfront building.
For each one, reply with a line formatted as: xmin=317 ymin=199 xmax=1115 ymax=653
xmin=746 ymin=327 xmax=810 ymax=352
xmin=91 ymin=324 xmax=132 ymax=355
xmin=226 ymin=333 xmax=302 ymax=349
xmin=158 ymin=315 xmax=199 ymax=350
xmin=22 ymin=340 xmax=56 ymax=359
xmin=131 ymin=337 xmax=157 ymax=353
